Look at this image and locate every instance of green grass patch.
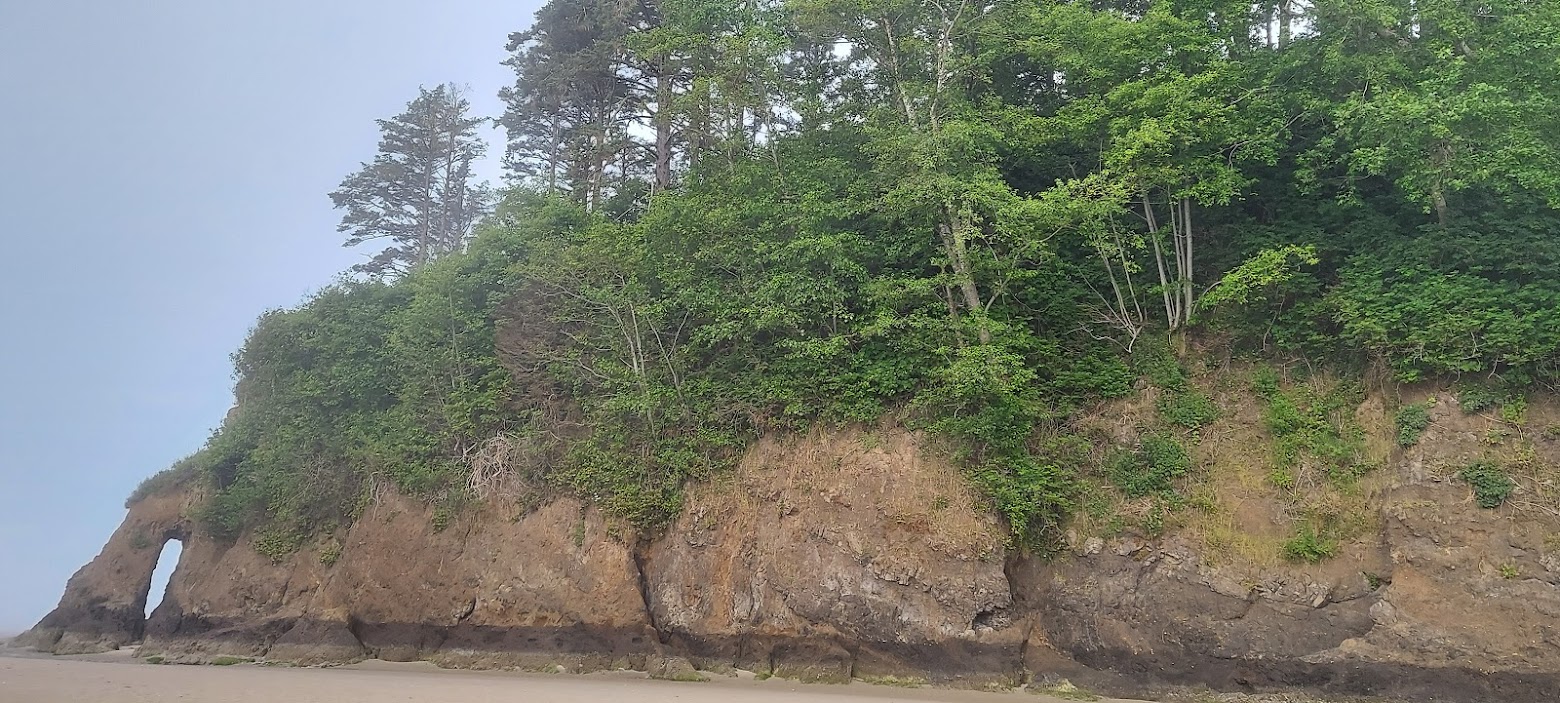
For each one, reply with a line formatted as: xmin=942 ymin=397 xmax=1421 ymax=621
xmin=1282 ymin=525 xmax=1338 ymax=563
xmin=859 ymin=675 xmax=925 ymax=688
xmin=1253 ymin=370 xmax=1367 ymax=484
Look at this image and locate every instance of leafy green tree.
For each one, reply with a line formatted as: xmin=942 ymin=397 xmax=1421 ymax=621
xmin=1305 ymin=0 xmax=1560 ymax=224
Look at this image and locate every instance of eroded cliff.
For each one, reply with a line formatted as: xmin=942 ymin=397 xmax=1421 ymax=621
xmin=21 ymin=380 xmax=1560 ymax=702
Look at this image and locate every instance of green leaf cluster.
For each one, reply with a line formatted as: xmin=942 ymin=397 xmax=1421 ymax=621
xmin=1459 ymin=462 xmax=1516 ymax=509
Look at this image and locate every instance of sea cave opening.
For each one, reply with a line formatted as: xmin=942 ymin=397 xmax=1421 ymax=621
xmin=145 ymin=538 xmax=183 ymax=619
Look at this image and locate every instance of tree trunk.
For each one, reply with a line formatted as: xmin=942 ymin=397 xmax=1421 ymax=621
xmin=938 ymin=204 xmax=990 ymax=344
xmin=653 ymin=58 xmax=673 ymax=192
xmin=1144 ymin=193 xmax=1179 ymax=329
xmin=1278 ymin=0 xmax=1293 ymax=48
xmin=1179 ymin=197 xmax=1195 ymax=324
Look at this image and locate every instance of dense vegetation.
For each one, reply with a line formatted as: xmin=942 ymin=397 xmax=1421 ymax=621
xmin=135 ymin=0 xmax=1560 ymax=555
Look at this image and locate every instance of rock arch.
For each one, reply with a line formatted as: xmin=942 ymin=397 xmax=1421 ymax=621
xmin=15 ymin=491 xmax=191 ymax=654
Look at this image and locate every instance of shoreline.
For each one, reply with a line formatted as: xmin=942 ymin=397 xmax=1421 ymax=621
xmin=0 ymin=652 xmax=1147 ymax=703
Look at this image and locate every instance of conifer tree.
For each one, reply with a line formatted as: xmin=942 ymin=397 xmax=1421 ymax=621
xmin=332 ymin=84 xmax=493 ymax=277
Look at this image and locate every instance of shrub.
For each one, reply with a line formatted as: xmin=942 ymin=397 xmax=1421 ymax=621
xmin=431 ymin=502 xmax=457 ymax=533
xmin=1459 ymin=462 xmax=1515 ymax=508
xmin=1132 ymin=337 xmax=1187 ymax=391
xmin=1395 ymin=403 xmax=1431 ymax=446
xmin=1252 ymin=366 xmax=1282 ymax=399
xmin=1282 ymin=526 xmax=1338 ymax=563
xmin=253 ymin=526 xmax=305 ymax=563
xmin=318 ymin=540 xmax=343 ymax=566
xmin=1256 ymin=373 xmax=1366 ymax=482
xmin=1330 ymin=228 xmax=1560 ymax=381
xmin=1501 ymin=397 xmax=1528 ymax=426
xmin=1108 ymin=434 xmax=1192 ymax=497
xmin=1457 ymin=385 xmax=1505 ymax=414
xmin=1157 ymin=390 xmax=1219 ymax=430
xmin=125 ymin=460 xmax=199 ymax=508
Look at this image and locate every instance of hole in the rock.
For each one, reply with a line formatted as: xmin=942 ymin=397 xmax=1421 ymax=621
xmin=971 ymin=606 xmax=1008 ymax=630
xmin=145 ymin=539 xmax=183 ymax=618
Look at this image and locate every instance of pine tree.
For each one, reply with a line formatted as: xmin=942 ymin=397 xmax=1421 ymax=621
xmin=499 ymin=0 xmax=647 ymax=209
xmin=332 ymin=84 xmax=493 ymax=277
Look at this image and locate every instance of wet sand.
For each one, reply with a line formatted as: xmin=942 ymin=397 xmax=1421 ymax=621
xmin=0 ymin=653 xmax=1147 ymax=703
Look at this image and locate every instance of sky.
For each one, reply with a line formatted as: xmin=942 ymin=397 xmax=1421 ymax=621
xmin=0 ymin=0 xmax=544 ymax=635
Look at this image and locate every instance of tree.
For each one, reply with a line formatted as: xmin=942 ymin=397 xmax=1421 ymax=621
xmin=1306 ymin=0 xmax=1560 ymax=225
xmin=500 ymin=0 xmax=649 ymax=209
xmin=332 ymin=84 xmax=494 ymax=277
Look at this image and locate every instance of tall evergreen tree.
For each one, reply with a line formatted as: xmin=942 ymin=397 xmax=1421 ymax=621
xmin=332 ymin=84 xmax=493 ymax=277
xmin=500 ymin=0 xmax=649 ymax=209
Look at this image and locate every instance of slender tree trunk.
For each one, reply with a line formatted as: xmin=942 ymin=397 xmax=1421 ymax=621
xmin=1144 ymin=193 xmax=1179 ymax=329
xmin=1431 ymin=143 xmax=1452 ymax=226
xmin=1278 ymin=0 xmax=1293 ymax=48
xmin=547 ymin=116 xmax=562 ymax=195
xmin=1179 ymin=198 xmax=1195 ymax=323
xmin=653 ymin=57 xmax=673 ymax=192
xmin=938 ymin=203 xmax=990 ymax=344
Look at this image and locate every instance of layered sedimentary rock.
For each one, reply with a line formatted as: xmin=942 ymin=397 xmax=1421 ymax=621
xmin=21 ymin=395 xmax=1560 ymax=702
xmin=643 ymin=431 xmax=1018 ymax=683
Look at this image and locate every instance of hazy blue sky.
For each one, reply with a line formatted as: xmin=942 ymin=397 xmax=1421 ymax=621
xmin=0 ymin=0 xmax=543 ymax=634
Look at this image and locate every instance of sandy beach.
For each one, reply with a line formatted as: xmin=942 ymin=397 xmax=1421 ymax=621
xmin=0 ymin=652 xmax=1146 ymax=703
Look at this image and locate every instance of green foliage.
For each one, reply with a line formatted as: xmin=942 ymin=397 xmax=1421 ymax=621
xmin=1458 ymin=385 xmax=1507 ymax=414
xmin=139 ymin=0 xmax=1560 ymax=551
xmin=1395 ymin=404 xmax=1431 ymax=447
xmin=1108 ymin=434 xmax=1192 ymax=498
xmin=209 ymin=656 xmax=249 ymax=666
xmin=1331 ymin=227 xmax=1560 ymax=381
xmin=1157 ymin=390 xmax=1219 ymax=430
xmin=125 ymin=459 xmax=199 ymax=508
xmin=252 ymin=526 xmax=306 ymax=563
xmin=1132 ymin=337 xmax=1188 ymax=391
xmin=1502 ymin=397 xmax=1529 ymax=426
xmin=183 ymin=222 xmax=528 ymax=549
xmin=319 ymin=540 xmax=343 ymax=567
xmin=1255 ymin=372 xmax=1367 ymax=483
xmin=1283 ymin=526 xmax=1338 ymax=564
xmin=1459 ymin=462 xmax=1516 ymax=509
xmin=1252 ymin=366 xmax=1282 ymax=399
xmin=431 ymin=493 xmax=465 ymax=533
xmin=1199 ymin=245 xmax=1320 ymax=313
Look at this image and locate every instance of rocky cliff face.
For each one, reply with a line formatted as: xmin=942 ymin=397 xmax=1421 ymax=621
xmin=21 ymin=386 xmax=1560 ymax=702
